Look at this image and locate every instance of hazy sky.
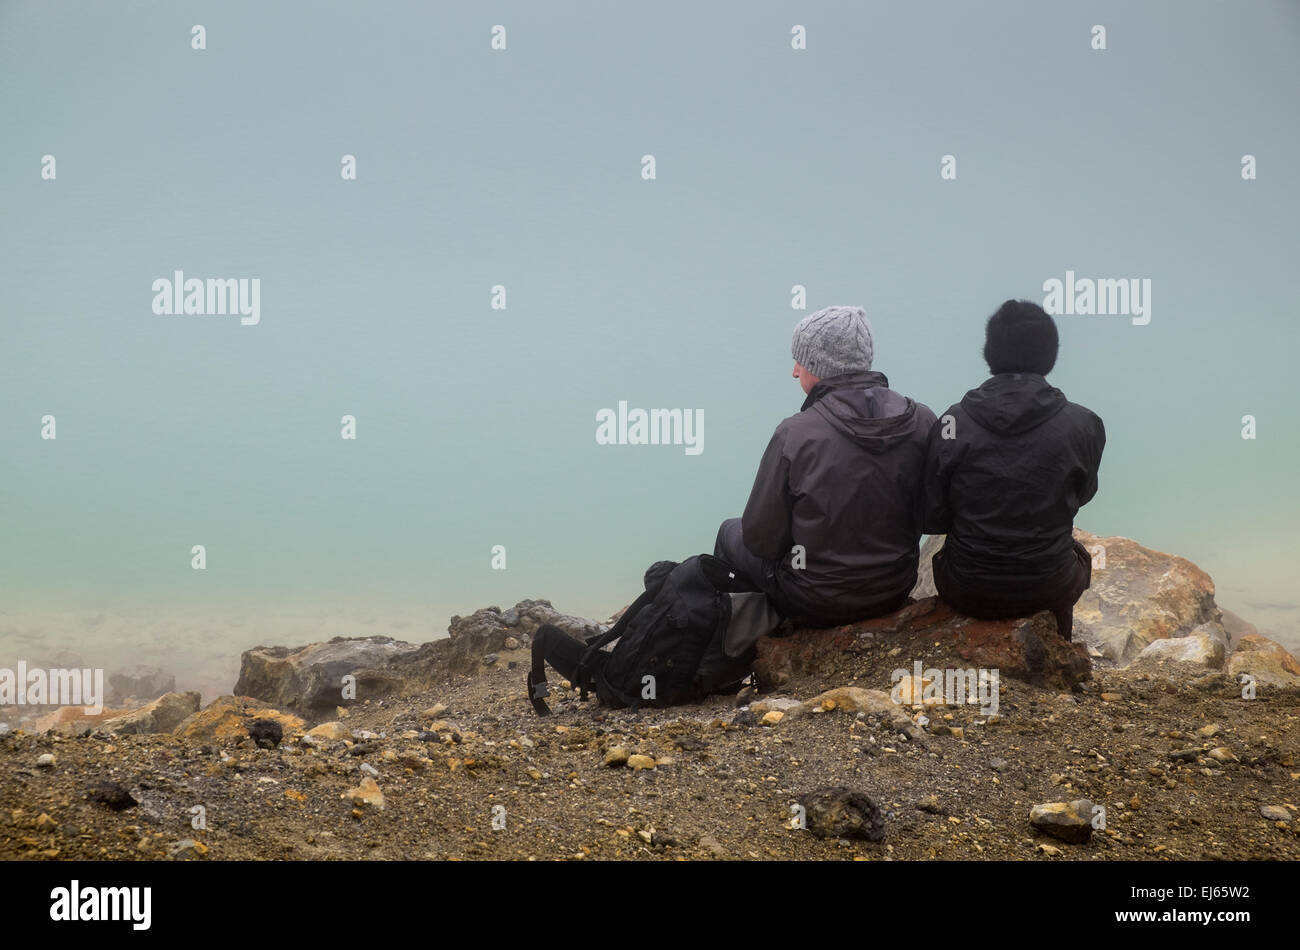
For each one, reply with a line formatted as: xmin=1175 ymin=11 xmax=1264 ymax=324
xmin=3 ymin=1 xmax=1298 ymax=672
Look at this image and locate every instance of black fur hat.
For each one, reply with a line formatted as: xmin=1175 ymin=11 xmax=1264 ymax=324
xmin=983 ymin=299 xmax=1059 ymax=375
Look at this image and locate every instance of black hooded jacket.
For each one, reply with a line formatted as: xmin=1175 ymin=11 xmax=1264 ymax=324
xmin=741 ymin=371 xmax=937 ymax=624
xmin=920 ymin=373 xmax=1105 ymax=595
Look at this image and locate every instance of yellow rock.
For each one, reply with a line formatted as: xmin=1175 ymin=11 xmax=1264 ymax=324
xmin=174 ymin=696 xmax=305 ymax=742
xmin=627 ymin=754 xmax=656 ymax=770
xmin=343 ymin=777 xmax=384 ymax=809
xmin=760 ymin=711 xmax=784 ymax=726
xmin=305 ymin=721 xmax=350 ymax=741
xmin=604 ymin=747 xmax=630 ymax=767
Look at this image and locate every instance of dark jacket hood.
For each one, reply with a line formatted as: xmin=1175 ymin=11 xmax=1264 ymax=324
xmin=802 ymin=370 xmax=922 ymax=453
xmin=961 ymin=373 xmax=1069 ymax=435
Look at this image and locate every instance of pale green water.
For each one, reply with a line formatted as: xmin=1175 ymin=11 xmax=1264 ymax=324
xmin=2 ymin=1 xmax=1298 ymax=699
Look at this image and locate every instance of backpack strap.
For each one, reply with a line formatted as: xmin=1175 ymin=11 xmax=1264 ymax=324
xmin=575 ymin=586 xmax=658 ymax=698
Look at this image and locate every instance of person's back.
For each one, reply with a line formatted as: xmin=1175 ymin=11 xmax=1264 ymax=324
xmin=921 ymin=300 xmax=1105 ymax=637
xmin=715 ymin=306 xmax=936 ymax=627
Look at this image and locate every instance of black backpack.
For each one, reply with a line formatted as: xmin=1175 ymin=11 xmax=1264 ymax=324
xmin=527 ymin=555 xmax=782 ymax=715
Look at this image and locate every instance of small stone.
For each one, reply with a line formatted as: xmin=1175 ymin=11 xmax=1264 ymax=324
xmin=627 ymin=754 xmax=656 ymax=771
xmin=1198 ymin=723 xmax=1221 ymax=738
xmin=604 ymin=747 xmax=630 ymax=768
xmin=1169 ymin=748 xmax=1199 ymax=763
xmin=917 ymin=794 xmax=945 ymax=815
xmin=698 ymin=834 xmax=727 ymax=858
xmin=527 ymin=768 xmax=542 ymax=780
xmin=1100 ymin=693 xmax=1123 ymax=702
xmin=504 ymin=637 xmax=521 ymax=650
xmin=360 ymin=762 xmax=380 ymax=778
xmin=87 ymin=781 xmax=137 ymax=811
xmin=305 ymin=721 xmax=350 ymax=742
xmin=1029 ymin=800 xmax=1095 ymax=844
xmin=422 ymin=704 xmax=448 ymax=719
xmin=988 ymin=758 xmax=1010 ymax=773
xmin=36 ymin=753 xmax=55 ymax=768
xmin=798 ymin=786 xmax=885 ymax=841
xmin=343 ymin=776 xmax=385 ymax=810
xmin=1038 ymin=844 xmax=1063 ymax=856
xmin=760 ymin=711 xmax=784 ymax=726
xmin=1260 ymin=805 xmax=1291 ymax=822
xmin=1207 ymin=747 xmax=1238 ymax=764
xmin=482 ymin=653 xmax=498 ymax=666
xmin=167 ymin=838 xmax=209 ymax=860
xmin=247 ymin=718 xmax=283 ymax=749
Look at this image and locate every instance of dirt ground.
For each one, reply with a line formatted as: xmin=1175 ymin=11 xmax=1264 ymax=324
xmin=2 ymin=630 xmax=1297 ymax=862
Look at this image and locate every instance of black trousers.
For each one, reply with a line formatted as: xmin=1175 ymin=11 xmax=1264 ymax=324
xmin=933 ymin=540 xmax=1093 ymax=640
xmin=530 ymin=624 xmax=594 ymax=684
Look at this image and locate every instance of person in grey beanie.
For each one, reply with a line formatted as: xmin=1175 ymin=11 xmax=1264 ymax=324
xmin=714 ymin=306 xmax=937 ymax=626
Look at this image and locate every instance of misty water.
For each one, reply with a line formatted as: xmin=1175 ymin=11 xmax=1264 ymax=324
xmin=3 ymin=3 xmax=1297 ymax=703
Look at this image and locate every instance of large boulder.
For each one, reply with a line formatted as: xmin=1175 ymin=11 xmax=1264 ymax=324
xmin=235 ymin=636 xmax=417 ymax=713
xmin=1225 ymin=634 xmax=1300 ymax=689
xmin=1071 ymin=529 xmax=1220 ymax=663
xmin=913 ymin=530 xmax=1221 ymax=665
xmin=101 ymin=691 xmax=201 ymax=734
xmin=406 ymin=600 xmax=606 ymax=678
xmin=1128 ymin=626 xmax=1226 ymax=675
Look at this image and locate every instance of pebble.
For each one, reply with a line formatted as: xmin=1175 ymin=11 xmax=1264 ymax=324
xmin=1207 ymin=747 xmax=1238 ymax=764
xmin=627 ymin=754 xmax=656 ymax=771
xmin=36 ymin=753 xmax=54 ymax=768
xmin=1260 ymin=805 xmax=1291 ymax=822
xmin=604 ymin=747 xmax=630 ymax=767
xmin=760 ymin=711 xmax=784 ymax=726
xmin=1029 ymin=800 xmax=1095 ymax=844
xmin=360 ymin=763 xmax=380 ymax=778
xmin=917 ymin=794 xmax=945 ymax=814
xmin=343 ymin=777 xmax=385 ymax=810
xmin=422 ymin=704 xmax=448 ymax=719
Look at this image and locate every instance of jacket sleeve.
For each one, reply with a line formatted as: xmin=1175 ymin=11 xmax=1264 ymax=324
xmin=918 ymin=412 xmax=955 ymax=535
xmin=1076 ymin=412 xmax=1106 ymax=506
xmin=740 ymin=426 xmax=795 ymax=562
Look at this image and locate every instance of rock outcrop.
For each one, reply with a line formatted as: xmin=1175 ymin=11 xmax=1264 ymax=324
xmin=913 ymin=530 xmax=1223 ymax=665
xmin=235 ymin=636 xmax=418 ymax=714
xmin=1226 ymin=634 xmax=1300 ymax=688
xmin=755 ymin=598 xmax=1092 ymax=692
xmin=100 ymin=691 xmax=201 ymax=734
xmin=173 ymin=695 xmax=305 ymax=742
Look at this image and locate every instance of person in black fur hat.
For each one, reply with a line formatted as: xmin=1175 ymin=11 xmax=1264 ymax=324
xmin=919 ymin=300 xmax=1106 ymax=640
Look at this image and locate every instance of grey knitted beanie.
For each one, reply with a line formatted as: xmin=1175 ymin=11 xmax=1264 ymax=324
xmin=790 ymin=306 xmax=874 ymax=378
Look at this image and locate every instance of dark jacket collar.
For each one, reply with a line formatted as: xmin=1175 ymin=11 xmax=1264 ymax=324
xmin=800 ymin=370 xmax=889 ymax=412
